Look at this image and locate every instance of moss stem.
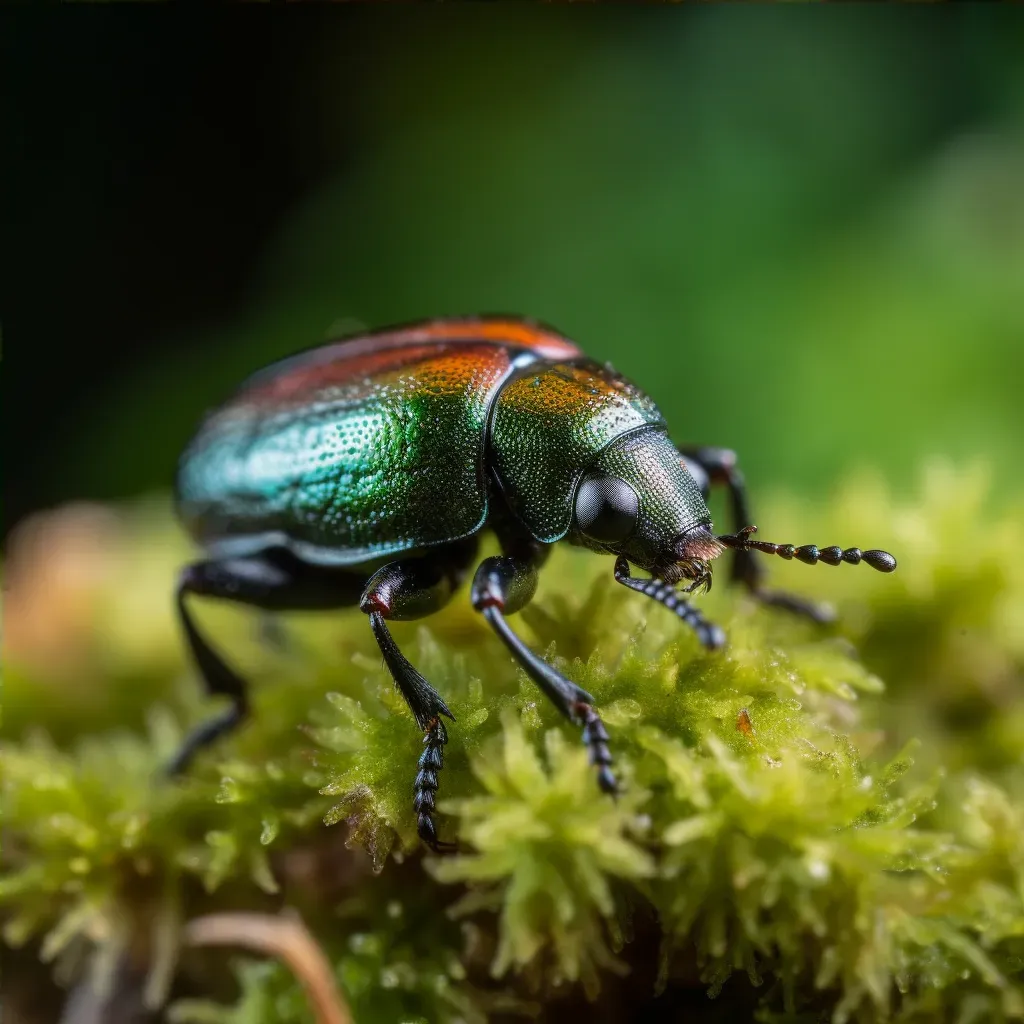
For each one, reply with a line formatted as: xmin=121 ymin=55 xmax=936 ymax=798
xmin=183 ymin=912 xmax=353 ymax=1024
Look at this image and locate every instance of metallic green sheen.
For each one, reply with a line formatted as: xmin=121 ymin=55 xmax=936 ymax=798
xmin=489 ymin=360 xmax=667 ymax=543
xmin=176 ymin=343 xmax=534 ymax=565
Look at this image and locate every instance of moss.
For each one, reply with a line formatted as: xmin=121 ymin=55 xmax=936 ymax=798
xmin=2 ymin=462 xmax=1023 ymax=1022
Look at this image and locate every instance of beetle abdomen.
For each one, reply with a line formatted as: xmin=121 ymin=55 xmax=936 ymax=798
xmin=176 ymin=318 xmax=580 ymax=565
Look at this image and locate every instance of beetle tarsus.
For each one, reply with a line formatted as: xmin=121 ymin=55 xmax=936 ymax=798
xmin=415 ymin=718 xmax=456 ymax=852
xmin=575 ymin=702 xmax=618 ymax=794
xmin=166 ymin=701 xmax=247 ymax=777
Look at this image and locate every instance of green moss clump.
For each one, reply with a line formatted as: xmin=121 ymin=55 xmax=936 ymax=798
xmin=2 ymin=462 xmax=1023 ymax=1022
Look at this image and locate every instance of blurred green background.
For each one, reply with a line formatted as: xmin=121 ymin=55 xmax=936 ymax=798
xmin=8 ymin=7 xmax=1024 ymax=535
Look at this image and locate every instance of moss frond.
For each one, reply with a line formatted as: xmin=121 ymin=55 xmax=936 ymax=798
xmin=430 ymin=709 xmax=655 ymax=995
xmin=3 ymin=463 xmax=1023 ymax=1021
xmin=763 ymin=460 xmax=1024 ymax=772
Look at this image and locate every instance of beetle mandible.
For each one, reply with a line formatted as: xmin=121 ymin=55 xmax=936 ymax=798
xmin=172 ymin=316 xmax=896 ymax=850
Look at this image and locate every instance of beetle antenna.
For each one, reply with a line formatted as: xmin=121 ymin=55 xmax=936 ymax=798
xmin=717 ymin=526 xmax=896 ymax=573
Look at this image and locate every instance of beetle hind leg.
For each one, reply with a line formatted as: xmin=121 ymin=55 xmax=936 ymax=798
xmin=169 ymin=561 xmax=265 ymax=776
xmin=169 ymin=553 xmax=366 ymax=776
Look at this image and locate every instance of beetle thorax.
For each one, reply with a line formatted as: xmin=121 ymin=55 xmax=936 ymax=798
xmin=490 ymin=360 xmax=716 ymax=580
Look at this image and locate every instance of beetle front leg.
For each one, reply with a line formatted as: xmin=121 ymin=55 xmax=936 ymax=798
xmin=614 ymin=556 xmax=726 ymax=650
xmin=471 ymin=544 xmax=617 ymax=795
xmin=680 ymin=445 xmax=834 ymax=623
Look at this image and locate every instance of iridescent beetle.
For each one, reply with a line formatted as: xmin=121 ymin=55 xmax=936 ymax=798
xmin=173 ymin=316 xmax=896 ymax=849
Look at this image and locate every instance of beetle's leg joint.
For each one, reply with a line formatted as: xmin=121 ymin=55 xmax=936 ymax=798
xmin=470 ymin=568 xmax=506 ymax=612
xmin=359 ymin=593 xmax=389 ymax=616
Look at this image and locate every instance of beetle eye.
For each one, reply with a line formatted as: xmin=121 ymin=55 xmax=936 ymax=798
xmin=575 ymin=474 xmax=640 ymax=543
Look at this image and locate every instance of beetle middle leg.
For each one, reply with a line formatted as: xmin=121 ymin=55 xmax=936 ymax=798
xmin=680 ymin=445 xmax=834 ymax=622
xmin=471 ymin=540 xmax=618 ymax=795
xmin=358 ymin=538 xmax=480 ymax=852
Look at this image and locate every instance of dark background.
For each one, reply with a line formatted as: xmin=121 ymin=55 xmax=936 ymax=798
xmin=5 ymin=8 xmax=1024 ymax=538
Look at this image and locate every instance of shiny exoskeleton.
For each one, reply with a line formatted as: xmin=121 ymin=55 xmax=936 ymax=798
xmin=173 ymin=316 xmax=896 ymax=850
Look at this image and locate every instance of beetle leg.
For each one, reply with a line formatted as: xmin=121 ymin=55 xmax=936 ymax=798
xmin=679 ymin=446 xmax=835 ymax=623
xmin=614 ymin=556 xmax=726 ymax=649
xmin=169 ymin=553 xmax=366 ymax=776
xmin=359 ymin=542 xmax=478 ymax=852
xmin=471 ymin=544 xmax=618 ymax=795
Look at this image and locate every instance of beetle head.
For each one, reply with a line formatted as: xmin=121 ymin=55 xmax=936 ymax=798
xmin=569 ymin=428 xmax=723 ymax=587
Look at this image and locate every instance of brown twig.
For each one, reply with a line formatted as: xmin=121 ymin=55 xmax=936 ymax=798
xmin=183 ymin=911 xmax=353 ymax=1024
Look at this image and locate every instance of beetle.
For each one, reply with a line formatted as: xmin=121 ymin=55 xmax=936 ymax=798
xmin=172 ymin=315 xmax=896 ymax=850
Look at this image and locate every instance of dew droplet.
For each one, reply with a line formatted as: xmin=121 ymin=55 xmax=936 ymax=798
xmin=348 ymin=932 xmax=380 ymax=956
xmin=806 ymin=859 xmax=830 ymax=881
xmin=603 ymin=699 xmax=642 ymax=726
xmin=465 ymin=708 xmax=489 ymax=729
xmin=215 ymin=778 xmax=242 ymax=804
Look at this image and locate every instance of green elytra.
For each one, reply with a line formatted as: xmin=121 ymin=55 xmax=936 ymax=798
xmin=176 ymin=328 xmax=710 ymax=570
xmin=172 ymin=316 xmax=896 ymax=851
